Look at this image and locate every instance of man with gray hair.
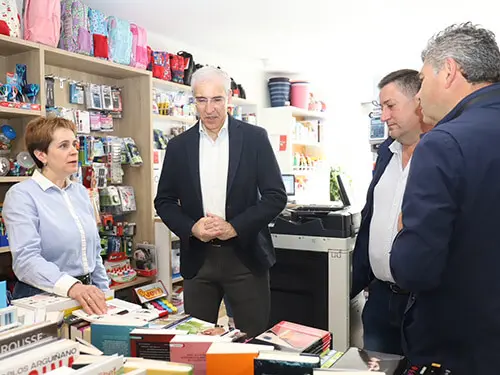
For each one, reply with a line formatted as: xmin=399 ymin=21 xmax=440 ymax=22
xmin=351 ymin=69 xmax=430 ymax=355
xmin=155 ymin=66 xmax=287 ymax=337
xmin=391 ymin=22 xmax=500 ymax=373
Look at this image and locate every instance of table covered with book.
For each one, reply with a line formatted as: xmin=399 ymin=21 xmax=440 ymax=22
xmin=0 ymin=281 xmax=452 ymax=375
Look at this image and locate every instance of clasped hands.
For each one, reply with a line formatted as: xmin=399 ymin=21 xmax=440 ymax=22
xmin=191 ymin=213 xmax=237 ymax=242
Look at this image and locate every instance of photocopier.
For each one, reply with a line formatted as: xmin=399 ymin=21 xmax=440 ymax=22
xmin=269 ymin=175 xmax=364 ymax=351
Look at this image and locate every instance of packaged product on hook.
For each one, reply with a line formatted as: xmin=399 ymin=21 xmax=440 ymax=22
xmin=123 ymin=137 xmax=143 ymax=166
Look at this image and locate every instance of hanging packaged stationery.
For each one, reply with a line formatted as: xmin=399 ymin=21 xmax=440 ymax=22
xmin=84 ymin=83 xmax=103 ymax=110
xmin=0 ymin=0 xmax=20 ymax=37
xmin=15 ymin=64 xmax=27 ymax=90
xmin=59 ymin=0 xmax=92 ymax=55
xmin=92 ymin=163 xmax=107 ymax=189
xmin=69 ymin=83 xmax=84 ymax=105
xmin=101 ymin=85 xmax=113 ymax=111
xmin=117 ymin=186 xmax=136 ymax=212
xmin=78 ymin=135 xmax=93 ymax=167
xmin=123 ymin=237 xmax=134 ymax=258
xmin=75 ymin=110 xmax=90 ymax=134
xmin=23 ymin=0 xmax=61 ymax=47
xmin=99 ymin=186 xmax=122 ymax=215
xmin=89 ymin=111 xmax=101 ymax=131
xmin=111 ymin=87 xmax=122 ymax=112
xmin=88 ymin=7 xmax=108 ymax=59
xmin=92 ymin=137 xmax=105 ymax=159
xmin=107 ymin=16 xmax=132 ymax=65
xmin=153 ymin=129 xmax=169 ymax=150
xmin=109 ymin=137 xmax=123 ymax=184
xmin=61 ymin=107 xmax=76 ymax=122
xmin=123 ymin=138 xmax=143 ymax=166
xmin=45 ymin=77 xmax=55 ymax=108
xmin=88 ymin=188 xmax=101 ymax=223
xmin=100 ymin=113 xmax=114 ymax=132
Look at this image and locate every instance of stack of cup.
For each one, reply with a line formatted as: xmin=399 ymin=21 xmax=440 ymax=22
xmin=268 ymin=77 xmax=291 ymax=107
xmin=290 ymin=81 xmax=310 ymax=110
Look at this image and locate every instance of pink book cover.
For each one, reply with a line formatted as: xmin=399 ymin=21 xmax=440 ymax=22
xmin=170 ymin=335 xmax=223 ymax=375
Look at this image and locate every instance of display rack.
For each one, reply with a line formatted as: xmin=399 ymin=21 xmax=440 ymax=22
xmin=0 ymin=34 xmax=155 ymax=291
xmin=260 ymin=106 xmax=330 ymax=202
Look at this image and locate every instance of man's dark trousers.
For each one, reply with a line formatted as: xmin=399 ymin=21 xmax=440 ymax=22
xmin=183 ymin=242 xmax=270 ymax=338
xmin=362 ymin=279 xmax=409 ymax=355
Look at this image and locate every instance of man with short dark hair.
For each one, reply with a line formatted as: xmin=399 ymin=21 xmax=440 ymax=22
xmin=391 ymin=22 xmax=500 ymax=374
xmin=351 ymin=69 xmax=431 ymax=355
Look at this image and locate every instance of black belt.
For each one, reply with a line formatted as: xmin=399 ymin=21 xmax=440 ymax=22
xmin=75 ymin=274 xmax=91 ymax=285
xmin=208 ymin=238 xmax=236 ymax=248
xmin=385 ymin=281 xmax=409 ymax=295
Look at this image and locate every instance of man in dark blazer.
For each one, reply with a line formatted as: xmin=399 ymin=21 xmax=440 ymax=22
xmin=154 ymin=66 xmax=287 ymax=337
xmin=391 ymin=23 xmax=500 ymax=374
xmin=351 ymin=69 xmax=432 ymax=355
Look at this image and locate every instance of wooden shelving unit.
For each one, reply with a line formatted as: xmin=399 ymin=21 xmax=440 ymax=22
xmin=0 ymin=34 xmax=261 ymax=294
xmin=0 ymin=107 xmax=42 ymax=119
xmin=110 ymin=276 xmax=155 ymax=291
xmin=172 ymin=276 xmax=183 ymax=284
xmin=0 ymin=34 xmax=156 ymax=291
xmin=152 ymin=78 xmax=191 ymax=92
xmin=43 ymin=45 xmax=149 ymax=79
xmin=0 ymin=35 xmax=39 ymax=56
xmin=0 ymin=177 xmax=30 ymax=184
xmin=152 ymin=77 xmax=257 ymax=106
xmin=153 ymin=114 xmax=196 ymax=125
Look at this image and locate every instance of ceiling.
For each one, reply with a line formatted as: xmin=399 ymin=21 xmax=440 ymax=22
xmin=83 ymin=0 xmax=339 ymax=68
xmin=83 ymin=0 xmax=500 ymax=75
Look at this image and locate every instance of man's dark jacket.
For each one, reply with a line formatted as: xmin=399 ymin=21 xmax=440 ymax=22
xmin=154 ymin=116 xmax=287 ymax=279
xmin=391 ymin=83 xmax=500 ymax=374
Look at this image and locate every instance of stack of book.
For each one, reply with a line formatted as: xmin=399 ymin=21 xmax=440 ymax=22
xmin=0 ymin=319 xmax=79 ymax=374
xmin=315 ymin=347 xmax=407 ymax=374
xmin=250 ymin=320 xmax=332 ymax=355
xmin=4 ymin=291 xmax=454 ymax=374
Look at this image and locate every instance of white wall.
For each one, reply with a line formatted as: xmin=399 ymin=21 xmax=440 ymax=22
xmin=300 ymin=0 xmax=500 ymax=208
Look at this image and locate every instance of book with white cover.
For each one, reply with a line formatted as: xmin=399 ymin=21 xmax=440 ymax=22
xmin=12 ymin=290 xmax=114 ymax=313
xmin=0 ymin=338 xmax=79 ymax=375
xmin=42 ymin=367 xmax=75 ymax=374
xmin=72 ymin=298 xmax=150 ymax=322
xmin=124 ymin=357 xmax=194 ymax=374
xmin=72 ymin=354 xmax=124 ymax=375
xmin=75 ymin=336 xmax=103 ymax=356
xmin=49 ymin=356 xmax=133 ymax=375
xmin=0 ymin=321 xmax=60 ymax=360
